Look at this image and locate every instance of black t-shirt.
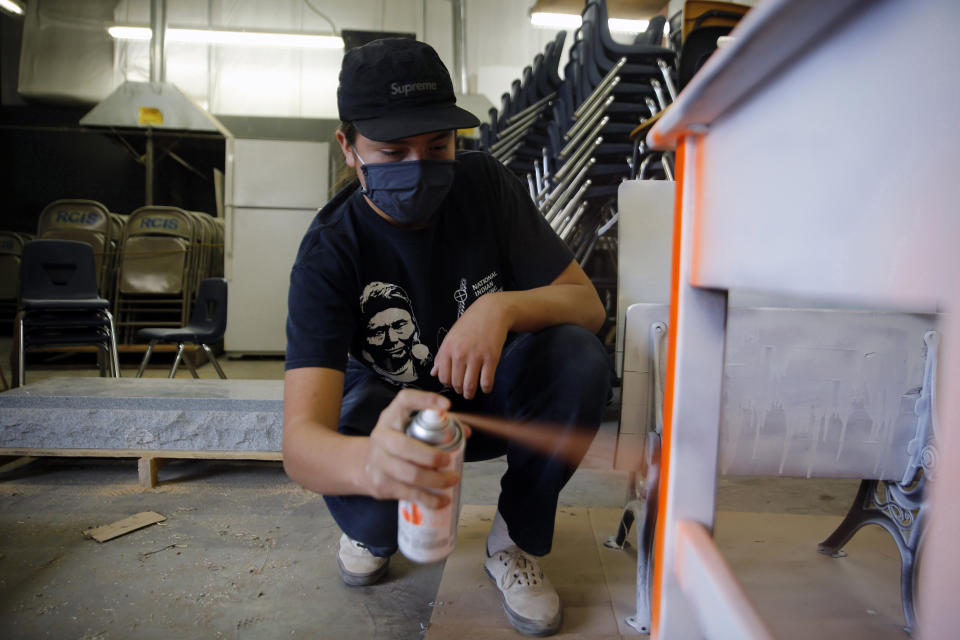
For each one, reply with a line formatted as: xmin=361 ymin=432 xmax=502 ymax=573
xmin=285 ymin=150 xmax=574 ymax=391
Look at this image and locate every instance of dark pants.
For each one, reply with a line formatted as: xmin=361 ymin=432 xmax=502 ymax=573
xmin=324 ymin=324 xmax=612 ymax=557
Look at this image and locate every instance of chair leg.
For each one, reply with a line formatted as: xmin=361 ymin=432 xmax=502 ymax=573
xmin=201 ymin=343 xmax=227 ymax=379
xmin=170 ymin=343 xmax=200 ymax=379
xmin=97 ymin=345 xmax=108 ymax=377
xmin=604 ymin=432 xmax=661 ymax=635
xmin=137 ymin=340 xmax=157 ymax=378
xmin=103 ymin=310 xmax=121 ymax=378
xmin=817 ymin=478 xmax=923 ymax=633
xmin=13 ymin=311 xmax=25 ymax=388
xmin=170 ymin=344 xmax=184 ymax=378
xmin=182 ymin=347 xmax=200 ymax=379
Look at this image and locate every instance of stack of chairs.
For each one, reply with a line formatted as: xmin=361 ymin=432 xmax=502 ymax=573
xmin=35 ymin=199 xmax=125 ymax=300
xmin=0 ymin=231 xmax=34 ymax=327
xmin=631 ymin=1 xmax=749 ymax=181
xmin=113 ymin=206 xmax=223 ymax=343
xmin=669 ymin=0 xmax=750 ymax=90
xmin=480 ymin=0 xmax=678 ymax=337
xmin=541 ymin=2 xmax=677 ymax=246
xmin=481 ymin=30 xmax=567 ymax=175
xmin=13 ymin=239 xmax=121 ymax=386
xmin=185 ymin=210 xmax=224 ymax=299
xmin=6 ymin=200 xmax=224 ymax=368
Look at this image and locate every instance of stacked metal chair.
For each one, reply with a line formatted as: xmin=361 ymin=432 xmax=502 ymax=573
xmin=36 ymin=199 xmax=126 ymax=300
xmin=0 ymin=231 xmax=33 ymax=327
xmin=13 ymin=239 xmax=120 ymax=386
xmin=24 ymin=200 xmax=224 ymax=347
xmin=185 ymin=211 xmax=224 ymax=303
xmin=480 ymin=0 xmax=679 ymax=331
xmin=113 ymin=206 xmax=197 ymax=342
xmin=628 ymin=2 xmax=749 ymax=181
xmin=481 ymin=30 xmax=566 ymax=175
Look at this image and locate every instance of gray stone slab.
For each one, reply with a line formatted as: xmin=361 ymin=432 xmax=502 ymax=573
xmin=0 ymin=378 xmax=284 ymax=452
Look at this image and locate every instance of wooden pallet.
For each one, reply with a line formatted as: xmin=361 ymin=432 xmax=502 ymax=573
xmin=0 ymin=448 xmax=283 ymax=488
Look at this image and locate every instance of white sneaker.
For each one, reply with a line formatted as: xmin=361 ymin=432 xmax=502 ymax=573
xmin=484 ymin=546 xmax=562 ymax=636
xmin=337 ymin=533 xmax=389 ymax=586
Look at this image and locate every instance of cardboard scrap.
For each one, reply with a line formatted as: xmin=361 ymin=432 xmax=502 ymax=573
xmin=83 ymin=511 xmax=167 ymax=543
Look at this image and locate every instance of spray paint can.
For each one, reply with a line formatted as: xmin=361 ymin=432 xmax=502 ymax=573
xmin=397 ymin=409 xmax=466 ymax=563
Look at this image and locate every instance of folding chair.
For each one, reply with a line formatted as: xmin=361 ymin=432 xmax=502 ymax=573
xmin=135 ymin=277 xmax=228 ymax=379
xmin=36 ymin=199 xmax=118 ymax=297
xmin=13 ymin=239 xmax=120 ymax=387
xmin=114 ymin=206 xmax=197 ymax=342
xmin=0 ymin=232 xmax=27 ymax=324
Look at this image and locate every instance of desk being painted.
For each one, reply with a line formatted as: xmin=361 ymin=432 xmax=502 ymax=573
xmin=0 ymin=378 xmax=284 ymax=487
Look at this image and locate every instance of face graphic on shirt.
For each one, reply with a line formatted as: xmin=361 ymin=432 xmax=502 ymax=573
xmin=360 ymin=281 xmax=431 ymax=384
xmin=366 ymin=307 xmax=416 ymax=367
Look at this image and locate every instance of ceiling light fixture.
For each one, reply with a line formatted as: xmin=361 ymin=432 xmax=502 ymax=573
xmin=0 ymin=0 xmax=25 ymax=16
xmin=107 ymin=25 xmax=344 ymax=49
xmin=530 ymin=12 xmax=582 ymax=29
xmin=608 ymin=18 xmax=650 ymax=34
xmin=530 ymin=12 xmax=649 ymax=34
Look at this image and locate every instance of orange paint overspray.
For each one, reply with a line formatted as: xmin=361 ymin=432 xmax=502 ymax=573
xmin=651 ymin=137 xmax=689 ymax=638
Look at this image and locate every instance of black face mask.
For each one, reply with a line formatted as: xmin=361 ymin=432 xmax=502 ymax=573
xmin=354 ymin=148 xmax=455 ymax=227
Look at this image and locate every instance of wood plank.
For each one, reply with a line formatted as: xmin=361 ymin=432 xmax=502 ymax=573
xmin=137 ymin=457 xmax=171 ymax=488
xmin=0 ymin=448 xmax=282 ymax=461
xmin=0 ymin=448 xmax=282 ymax=488
xmin=83 ymin=511 xmax=167 ymax=543
xmin=0 ymin=456 xmax=38 ymax=474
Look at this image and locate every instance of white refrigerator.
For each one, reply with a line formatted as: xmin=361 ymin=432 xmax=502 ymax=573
xmin=224 ymin=137 xmax=329 ymax=355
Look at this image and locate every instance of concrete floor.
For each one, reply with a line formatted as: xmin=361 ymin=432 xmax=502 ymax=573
xmin=0 ymin=343 xmax=865 ymax=639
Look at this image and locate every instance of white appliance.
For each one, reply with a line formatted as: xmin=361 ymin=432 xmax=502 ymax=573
xmin=224 ymin=137 xmax=328 ymax=355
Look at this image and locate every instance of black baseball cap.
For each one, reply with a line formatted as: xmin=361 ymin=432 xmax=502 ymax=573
xmin=337 ymin=38 xmax=480 ymax=141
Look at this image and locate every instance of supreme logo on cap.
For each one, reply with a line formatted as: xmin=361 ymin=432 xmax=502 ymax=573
xmin=390 ymin=81 xmax=439 ymax=97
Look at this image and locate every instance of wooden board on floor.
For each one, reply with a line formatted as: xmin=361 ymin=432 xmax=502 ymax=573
xmin=83 ymin=511 xmax=167 ymax=542
xmin=427 ymin=507 xmax=908 ymax=639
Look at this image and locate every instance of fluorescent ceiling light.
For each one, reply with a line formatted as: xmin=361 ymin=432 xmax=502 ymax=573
xmin=608 ymin=18 xmax=649 ymax=34
xmin=108 ymin=25 xmax=344 ymax=49
xmin=0 ymin=0 xmax=24 ymax=16
xmin=530 ymin=12 xmax=582 ymax=29
xmin=108 ymin=26 xmax=152 ymax=40
xmin=530 ymin=12 xmax=649 ymax=34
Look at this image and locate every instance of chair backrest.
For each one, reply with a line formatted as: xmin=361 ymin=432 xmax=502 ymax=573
xmin=0 ymin=232 xmax=25 ymax=257
xmin=190 ymin=277 xmax=228 ymax=337
xmin=20 ymin=239 xmax=101 ymax=303
xmin=123 ymin=206 xmax=195 ymax=241
xmin=643 ymin=15 xmax=667 ymax=46
xmin=118 ymin=206 xmax=196 ymax=295
xmin=585 ymin=0 xmax=675 ymax=62
xmin=546 ymin=30 xmax=566 ymax=89
xmin=209 ymin=217 xmax=224 ymax=277
xmin=0 ymin=232 xmax=26 ymax=301
xmin=37 ymin=199 xmax=115 ymax=294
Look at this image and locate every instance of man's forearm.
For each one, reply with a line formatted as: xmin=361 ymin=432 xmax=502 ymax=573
xmin=497 ymin=282 xmax=605 ymax=335
xmin=282 ymin=419 xmax=369 ymax=496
